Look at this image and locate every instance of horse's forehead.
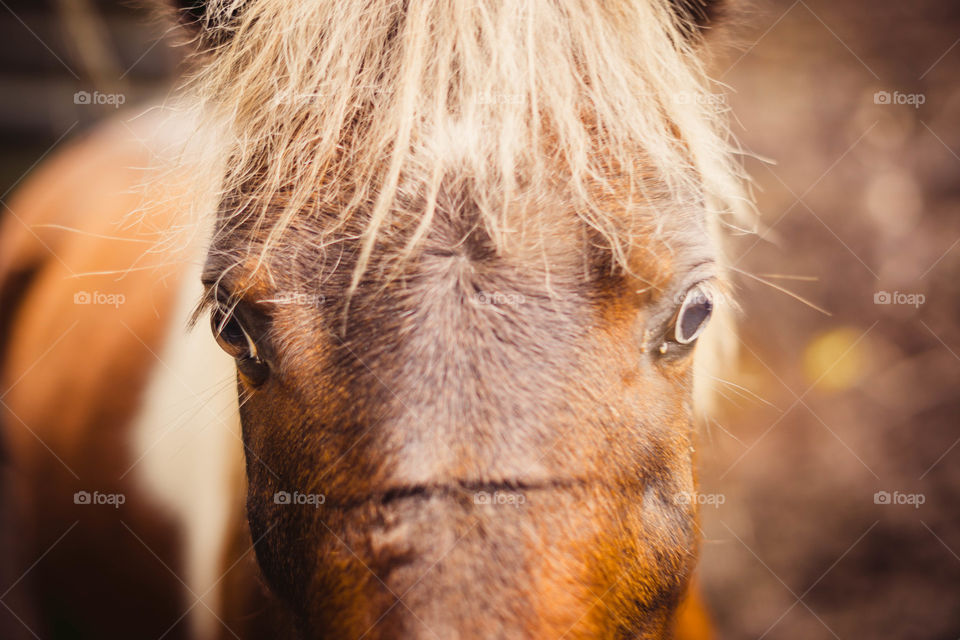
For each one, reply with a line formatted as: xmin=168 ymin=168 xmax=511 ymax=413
xmin=206 ymin=149 xmax=716 ymax=299
xmin=207 ymin=211 xmax=711 ymax=308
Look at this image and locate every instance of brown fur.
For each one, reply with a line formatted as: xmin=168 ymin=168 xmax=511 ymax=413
xmin=201 ymin=174 xmax=716 ymax=638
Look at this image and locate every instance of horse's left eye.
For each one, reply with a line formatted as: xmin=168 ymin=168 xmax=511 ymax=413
xmin=674 ymin=284 xmax=714 ymax=345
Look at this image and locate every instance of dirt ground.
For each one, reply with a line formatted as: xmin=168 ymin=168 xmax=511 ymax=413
xmin=700 ymin=1 xmax=960 ymax=638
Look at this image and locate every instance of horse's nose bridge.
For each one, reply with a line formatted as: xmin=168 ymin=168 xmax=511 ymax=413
xmin=366 ymin=290 xmax=588 ymax=484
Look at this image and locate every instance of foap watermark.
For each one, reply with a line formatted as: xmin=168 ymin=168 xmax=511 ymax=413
xmin=74 ymin=290 xmax=125 ymax=308
xmin=873 ymin=90 xmax=925 ymax=109
xmin=265 ymin=292 xmax=325 ymax=308
xmin=74 ymin=490 xmax=126 ymax=509
xmin=874 ymin=490 xmax=925 ymax=509
xmin=874 ymin=290 xmax=925 ymax=308
xmin=472 ymin=291 xmax=526 ymax=307
xmin=671 ymin=287 xmax=729 ymax=307
xmin=74 ymin=90 xmax=126 ymax=109
xmin=476 ymin=92 xmax=524 ymax=105
xmin=274 ymin=490 xmax=326 ymax=508
xmin=673 ymin=491 xmax=725 ymax=508
xmin=474 ymin=490 xmax=527 ymax=508
xmin=673 ymin=92 xmax=727 ymax=110
xmin=271 ymin=90 xmax=326 ymax=108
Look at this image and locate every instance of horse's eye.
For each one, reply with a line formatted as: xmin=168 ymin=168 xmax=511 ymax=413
xmin=211 ymin=303 xmax=250 ymax=355
xmin=210 ymin=302 xmax=269 ymax=386
xmin=674 ymin=284 xmax=714 ymax=345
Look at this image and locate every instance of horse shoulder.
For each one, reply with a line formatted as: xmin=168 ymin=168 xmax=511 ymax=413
xmin=0 ymin=112 xmax=254 ymax=639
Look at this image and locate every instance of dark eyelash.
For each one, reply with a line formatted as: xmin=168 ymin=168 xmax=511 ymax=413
xmin=189 ymin=288 xmax=219 ymax=329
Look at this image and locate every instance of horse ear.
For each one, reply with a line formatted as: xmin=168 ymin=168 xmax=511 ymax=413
xmin=670 ymin=0 xmax=728 ymax=39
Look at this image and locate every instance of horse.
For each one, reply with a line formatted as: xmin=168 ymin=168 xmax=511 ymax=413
xmin=0 ymin=0 xmax=745 ymax=637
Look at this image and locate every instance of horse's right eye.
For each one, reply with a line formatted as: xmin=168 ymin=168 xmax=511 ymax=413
xmin=211 ymin=303 xmax=251 ymax=355
xmin=673 ymin=284 xmax=714 ymax=345
xmin=211 ymin=303 xmax=270 ymax=386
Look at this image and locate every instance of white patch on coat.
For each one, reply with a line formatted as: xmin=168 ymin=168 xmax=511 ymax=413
xmin=130 ymin=260 xmax=241 ymax=640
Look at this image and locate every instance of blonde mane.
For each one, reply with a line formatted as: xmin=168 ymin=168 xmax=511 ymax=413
xmin=181 ymin=0 xmax=745 ymax=285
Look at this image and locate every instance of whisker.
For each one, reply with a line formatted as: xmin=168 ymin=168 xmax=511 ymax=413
xmin=754 ymin=273 xmax=818 ymax=282
xmin=708 ymin=417 xmax=748 ymax=448
xmin=730 ymin=266 xmax=831 ymax=316
xmin=31 ymin=224 xmax=156 ymax=243
xmin=705 ymin=374 xmax=779 ymax=410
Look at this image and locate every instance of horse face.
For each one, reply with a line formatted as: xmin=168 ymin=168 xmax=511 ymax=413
xmin=176 ymin=0 xmax=732 ymax=635
xmin=201 ymin=196 xmax=719 ymax=637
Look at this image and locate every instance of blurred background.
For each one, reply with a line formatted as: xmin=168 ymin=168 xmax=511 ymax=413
xmin=0 ymin=0 xmax=180 ymax=195
xmin=0 ymin=1 xmax=958 ymax=638
xmin=700 ymin=1 xmax=960 ymax=638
